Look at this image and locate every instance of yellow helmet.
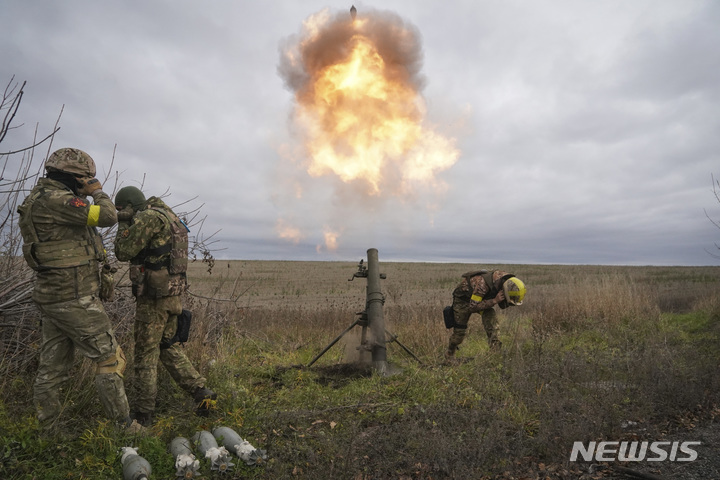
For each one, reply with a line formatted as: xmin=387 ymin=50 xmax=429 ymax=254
xmin=503 ymin=277 xmax=526 ymax=306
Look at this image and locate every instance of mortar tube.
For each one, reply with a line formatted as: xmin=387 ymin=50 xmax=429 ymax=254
xmin=366 ymin=248 xmax=388 ymax=374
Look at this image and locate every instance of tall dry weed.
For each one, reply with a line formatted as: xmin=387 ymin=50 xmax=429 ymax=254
xmin=524 ymin=273 xmax=661 ymax=335
xmin=2 ymin=260 xmax=720 ymax=479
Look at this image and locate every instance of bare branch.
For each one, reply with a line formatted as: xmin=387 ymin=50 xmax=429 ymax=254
xmin=707 ymin=173 xmax=720 ymax=260
xmin=0 ymin=77 xmax=25 ymax=145
xmin=0 ymin=128 xmax=61 ymax=156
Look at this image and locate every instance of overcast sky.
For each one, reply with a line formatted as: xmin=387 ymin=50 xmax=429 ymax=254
xmin=3 ymin=0 xmax=720 ymax=266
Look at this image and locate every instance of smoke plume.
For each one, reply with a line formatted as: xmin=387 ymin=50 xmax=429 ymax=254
xmin=276 ymin=7 xmax=459 ymax=254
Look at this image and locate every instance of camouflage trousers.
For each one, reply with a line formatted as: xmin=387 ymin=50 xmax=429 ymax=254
xmin=34 ymin=296 xmax=130 ymax=424
xmin=132 ymin=295 xmax=204 ymax=414
xmin=449 ymin=297 xmax=501 ymax=351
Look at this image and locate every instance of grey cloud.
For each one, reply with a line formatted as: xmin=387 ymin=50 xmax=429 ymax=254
xmin=2 ymin=0 xmax=719 ymax=265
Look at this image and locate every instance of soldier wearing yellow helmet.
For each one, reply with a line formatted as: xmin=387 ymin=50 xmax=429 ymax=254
xmin=443 ymin=269 xmax=526 ymax=359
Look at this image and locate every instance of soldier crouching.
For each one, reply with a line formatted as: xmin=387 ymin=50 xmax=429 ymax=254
xmin=446 ymin=269 xmax=526 ymax=359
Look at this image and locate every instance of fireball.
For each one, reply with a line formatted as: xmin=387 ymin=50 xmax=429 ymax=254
xmin=280 ymin=7 xmax=459 ymax=196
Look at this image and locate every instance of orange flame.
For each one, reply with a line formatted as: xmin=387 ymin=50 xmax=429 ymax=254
xmin=280 ymin=8 xmax=459 ymax=196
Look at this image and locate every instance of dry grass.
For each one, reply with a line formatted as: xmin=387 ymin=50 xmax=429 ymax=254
xmin=2 ymin=260 xmax=720 ymax=479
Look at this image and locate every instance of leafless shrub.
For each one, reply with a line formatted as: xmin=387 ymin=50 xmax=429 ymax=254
xmin=0 ymin=77 xmax=61 ymax=392
xmin=0 ymin=76 xmax=222 ymax=411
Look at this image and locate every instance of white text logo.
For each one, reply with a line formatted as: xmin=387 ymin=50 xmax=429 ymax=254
xmin=570 ymin=441 xmax=700 ymax=462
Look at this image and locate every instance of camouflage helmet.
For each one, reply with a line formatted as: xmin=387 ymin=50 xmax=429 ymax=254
xmin=45 ymin=148 xmax=96 ymax=177
xmin=502 ymin=277 xmax=526 ymax=306
xmin=115 ymin=186 xmax=147 ymax=211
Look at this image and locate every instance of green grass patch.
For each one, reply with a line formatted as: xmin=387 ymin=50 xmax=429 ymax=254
xmin=3 ymin=262 xmax=720 ymax=478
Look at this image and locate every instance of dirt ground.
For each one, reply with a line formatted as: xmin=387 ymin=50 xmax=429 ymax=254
xmin=565 ymin=419 xmax=720 ymax=480
xmin=619 ymin=420 xmax=720 ymax=480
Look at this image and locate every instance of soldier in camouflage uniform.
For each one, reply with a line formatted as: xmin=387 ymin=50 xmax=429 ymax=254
xmin=446 ymin=269 xmax=526 ymax=358
xmin=17 ymin=148 xmax=140 ymax=432
xmin=113 ymin=186 xmax=216 ymax=426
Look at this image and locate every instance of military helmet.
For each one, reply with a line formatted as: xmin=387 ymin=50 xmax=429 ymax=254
xmin=115 ymin=186 xmax=147 ymax=211
xmin=502 ymin=277 xmax=526 ymax=306
xmin=45 ymin=148 xmax=96 ymax=177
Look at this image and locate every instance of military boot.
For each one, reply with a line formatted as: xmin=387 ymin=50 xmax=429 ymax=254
xmin=489 ymin=339 xmax=502 ymax=352
xmin=37 ymin=417 xmax=70 ymax=441
xmin=131 ymin=411 xmax=153 ymax=427
xmin=444 ymin=343 xmax=459 ymax=363
xmin=193 ymin=386 xmax=217 ymax=417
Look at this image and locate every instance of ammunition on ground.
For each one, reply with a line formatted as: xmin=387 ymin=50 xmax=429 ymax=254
xmin=120 ymin=447 xmax=152 ymax=480
xmin=212 ymin=426 xmax=268 ymax=466
xmin=169 ymin=437 xmax=200 ymax=478
xmin=192 ymin=430 xmax=234 ymax=472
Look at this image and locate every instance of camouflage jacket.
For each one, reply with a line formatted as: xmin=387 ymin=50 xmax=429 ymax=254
xmin=17 ymin=178 xmax=116 ymax=304
xmin=455 ymin=270 xmax=515 ymax=312
xmin=114 ymin=197 xmax=188 ymax=297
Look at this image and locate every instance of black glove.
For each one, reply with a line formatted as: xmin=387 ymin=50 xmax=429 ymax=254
xmin=117 ymin=206 xmax=135 ymax=222
xmin=100 ymin=264 xmax=118 ymax=301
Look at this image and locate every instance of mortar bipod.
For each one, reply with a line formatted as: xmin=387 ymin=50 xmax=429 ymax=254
xmin=308 ymin=248 xmax=421 ymax=369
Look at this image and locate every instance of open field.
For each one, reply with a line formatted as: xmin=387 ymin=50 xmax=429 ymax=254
xmin=2 ymin=260 xmax=720 ymax=479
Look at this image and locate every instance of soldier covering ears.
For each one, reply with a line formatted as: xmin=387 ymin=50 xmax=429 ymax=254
xmin=17 ymin=148 xmax=141 ymax=433
xmin=445 ymin=269 xmax=526 ymax=359
xmin=113 ymin=186 xmax=216 ymax=426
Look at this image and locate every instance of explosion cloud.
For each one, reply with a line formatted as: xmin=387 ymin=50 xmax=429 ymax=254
xmin=277 ymin=6 xmax=460 ymax=252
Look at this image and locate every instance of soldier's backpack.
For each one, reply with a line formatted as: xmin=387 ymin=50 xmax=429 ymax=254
xmin=442 ymin=305 xmax=455 ymax=329
xmin=142 ymin=206 xmax=189 ymax=275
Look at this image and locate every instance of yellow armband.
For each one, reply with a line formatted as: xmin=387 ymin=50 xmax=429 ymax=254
xmin=87 ymin=205 xmax=100 ymax=226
